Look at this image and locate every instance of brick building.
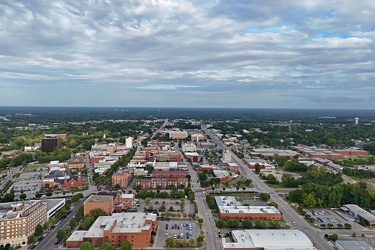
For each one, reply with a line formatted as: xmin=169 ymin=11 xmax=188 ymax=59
xmin=218 ymin=206 xmax=281 ymax=220
xmin=84 ymin=195 xmax=115 ymax=216
xmin=114 ymin=194 xmax=135 ymax=212
xmin=112 ymin=173 xmax=133 ymax=189
xmin=0 ymin=200 xmax=47 ymax=248
xmin=152 ymin=171 xmax=188 ymax=179
xmin=134 ymin=178 xmax=189 ymax=189
xmin=66 ymin=155 xmax=85 ymax=169
xmin=42 ymin=170 xmax=83 ymax=189
xmin=66 ymin=213 xmax=157 ymax=249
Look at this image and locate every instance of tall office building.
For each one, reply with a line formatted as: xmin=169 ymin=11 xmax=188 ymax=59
xmin=355 ymin=117 xmax=359 ymax=125
xmin=41 ymin=135 xmax=62 ymax=153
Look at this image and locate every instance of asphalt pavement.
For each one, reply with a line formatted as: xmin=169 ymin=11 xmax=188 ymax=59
xmin=204 ymin=128 xmax=335 ymax=250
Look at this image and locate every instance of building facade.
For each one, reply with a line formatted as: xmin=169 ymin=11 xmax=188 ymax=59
xmin=112 ymin=173 xmax=133 ymax=189
xmin=0 ymin=201 xmax=47 ymax=248
xmin=66 ymin=213 xmax=157 ymax=249
xmin=84 ymin=195 xmax=115 ymax=216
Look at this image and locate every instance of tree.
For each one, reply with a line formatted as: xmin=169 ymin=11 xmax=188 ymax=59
xmin=216 ymin=220 xmax=225 ymax=228
xmin=254 ymin=163 xmax=261 ymax=174
xmin=255 ymin=219 xmax=266 ymax=228
xmin=80 ymin=241 xmax=95 ymax=250
xmin=65 ymin=226 xmax=72 ymax=234
xmin=27 ymin=236 xmax=35 ymax=245
xmin=3 ymin=193 xmax=15 ymax=202
xmin=56 ymin=229 xmax=67 ymax=241
xmin=166 ymin=238 xmax=175 ymax=247
xmin=303 ymin=193 xmax=316 ymax=208
xmin=114 ymin=183 xmax=121 ymax=189
xmin=69 ymin=218 xmax=77 ymax=228
xmin=188 ymin=238 xmax=196 ymax=247
xmin=269 ymin=220 xmax=280 ymax=228
xmin=99 ymin=242 xmax=115 ymax=250
xmin=34 ymin=224 xmax=44 ymax=237
xmin=120 ymin=240 xmax=132 ymax=250
xmin=259 ymin=192 xmax=271 ymax=201
xmin=46 ymin=192 xmax=53 ymax=197
xmin=20 ymin=193 xmax=27 ymax=200
xmin=266 ymin=174 xmax=278 ymax=184
xmin=199 ymin=171 xmax=208 ymax=181
xmin=242 ymin=219 xmax=252 ymax=228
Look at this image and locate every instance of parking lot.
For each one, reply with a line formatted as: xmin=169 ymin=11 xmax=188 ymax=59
xmin=137 ymin=198 xmax=196 ymax=215
xmin=304 ymin=209 xmax=349 ymax=228
xmin=11 ymin=180 xmax=42 ymax=199
xmin=155 ymin=219 xmax=200 ymax=247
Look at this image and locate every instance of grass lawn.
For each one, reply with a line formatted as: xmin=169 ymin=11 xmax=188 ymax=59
xmin=24 ymin=164 xmax=45 ymax=171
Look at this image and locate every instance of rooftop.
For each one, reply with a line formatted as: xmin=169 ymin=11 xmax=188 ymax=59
xmin=85 ymin=195 xmax=114 ymax=204
xmin=343 ymin=204 xmax=375 ymax=222
xmin=223 ymin=230 xmax=315 ymax=249
xmin=0 ymin=200 xmax=45 ymax=220
xmin=335 ymin=240 xmax=374 ymax=250
xmin=213 ymin=170 xmax=230 ymax=178
xmin=215 ymin=196 xmax=241 ymax=207
xmin=67 ymin=213 xmax=157 ymax=241
xmin=218 ymin=206 xmax=280 ymax=215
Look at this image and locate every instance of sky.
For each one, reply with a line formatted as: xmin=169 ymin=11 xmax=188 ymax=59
xmin=0 ymin=0 xmax=375 ymax=109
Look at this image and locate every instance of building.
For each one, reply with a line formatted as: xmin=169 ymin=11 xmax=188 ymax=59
xmin=222 ymin=150 xmax=232 ymax=163
xmin=223 ymin=230 xmax=316 ymax=250
xmin=169 ymin=130 xmax=188 ymax=139
xmin=0 ymin=200 xmax=48 ymax=248
xmin=66 ymin=155 xmax=85 ymax=169
xmin=133 ymin=178 xmax=189 ymax=189
xmin=218 ymin=205 xmax=281 ymax=220
xmin=182 ymin=142 xmax=197 ymax=153
xmin=191 ymin=133 xmax=204 ymax=142
xmin=250 ymin=148 xmax=299 ymax=159
xmin=125 ymin=137 xmax=133 ymax=149
xmin=243 ymin=158 xmax=275 ymax=169
xmin=341 ymin=204 xmax=375 ymax=226
xmin=42 ymin=170 xmax=83 ymax=189
xmin=66 ymin=213 xmax=157 ymax=249
xmin=112 ymin=173 xmax=133 ymax=189
xmin=114 ymin=194 xmax=135 ymax=211
xmin=227 ymin=163 xmax=239 ymax=173
xmin=41 ymin=135 xmax=62 ymax=153
xmin=215 ymin=196 xmax=281 ymax=220
xmin=355 ymin=117 xmax=359 ymax=125
xmin=46 ymin=198 xmax=65 ymax=220
xmin=213 ymin=170 xmax=230 ymax=182
xmin=152 ymin=171 xmax=188 ymax=179
xmin=84 ymin=195 xmax=115 ymax=216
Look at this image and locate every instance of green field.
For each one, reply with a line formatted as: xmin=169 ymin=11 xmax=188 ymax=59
xmin=24 ymin=164 xmax=45 ymax=171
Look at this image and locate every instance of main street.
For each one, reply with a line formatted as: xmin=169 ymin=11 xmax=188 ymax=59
xmin=204 ymin=128 xmax=334 ymax=250
xmin=35 ymin=198 xmax=85 ymax=250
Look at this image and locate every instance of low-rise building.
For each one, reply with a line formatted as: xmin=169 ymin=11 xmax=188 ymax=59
xmin=213 ymin=170 xmax=230 ymax=182
xmin=0 ymin=200 xmax=48 ymax=248
xmin=112 ymin=173 xmax=133 ymax=189
xmin=227 ymin=163 xmax=239 ymax=172
xmin=114 ymin=194 xmax=135 ymax=211
xmin=182 ymin=142 xmax=197 ymax=153
xmin=191 ymin=133 xmax=204 ymax=142
xmin=222 ymin=150 xmax=232 ymax=163
xmin=341 ymin=204 xmax=375 ymax=226
xmin=84 ymin=195 xmax=115 ymax=216
xmin=66 ymin=213 xmax=157 ymax=249
xmin=152 ymin=171 xmax=188 ymax=179
xmin=169 ymin=130 xmax=188 ymax=139
xmin=218 ymin=205 xmax=281 ymax=220
xmin=42 ymin=170 xmax=83 ymax=189
xmin=133 ymin=178 xmax=188 ymax=189
xmin=223 ymin=230 xmax=316 ymax=250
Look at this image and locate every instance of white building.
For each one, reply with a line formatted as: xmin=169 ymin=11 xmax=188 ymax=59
xmin=182 ymin=142 xmax=197 ymax=152
xmin=191 ymin=133 xmax=205 ymax=142
xmin=222 ymin=150 xmax=232 ymax=163
xmin=355 ymin=117 xmax=359 ymax=125
xmin=125 ymin=137 xmax=133 ymax=149
xmin=223 ymin=230 xmax=316 ymax=249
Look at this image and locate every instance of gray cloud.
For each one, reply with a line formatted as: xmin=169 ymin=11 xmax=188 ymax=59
xmin=0 ymin=0 xmax=374 ymax=108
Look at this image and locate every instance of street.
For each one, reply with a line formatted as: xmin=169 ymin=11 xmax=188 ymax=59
xmin=203 ymin=128 xmax=334 ymax=250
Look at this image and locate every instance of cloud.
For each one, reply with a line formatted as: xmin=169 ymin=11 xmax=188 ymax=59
xmin=0 ymin=0 xmax=374 ymax=108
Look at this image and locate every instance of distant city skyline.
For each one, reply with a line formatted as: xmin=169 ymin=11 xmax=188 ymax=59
xmin=0 ymin=1 xmax=374 ymax=109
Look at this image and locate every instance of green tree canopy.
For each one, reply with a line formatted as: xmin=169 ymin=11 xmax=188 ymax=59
xmin=34 ymin=224 xmax=44 ymax=237
xmin=80 ymin=241 xmax=95 ymax=250
xmin=120 ymin=240 xmax=132 ymax=250
xmin=99 ymin=242 xmax=115 ymax=250
xmin=56 ymin=229 xmax=67 ymax=241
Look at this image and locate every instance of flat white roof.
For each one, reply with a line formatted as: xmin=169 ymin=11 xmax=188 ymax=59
xmin=213 ymin=170 xmax=230 ymax=178
xmin=219 ymin=206 xmax=280 ymax=215
xmin=224 ymin=230 xmax=315 ymax=249
xmin=67 ymin=213 xmax=156 ymax=241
